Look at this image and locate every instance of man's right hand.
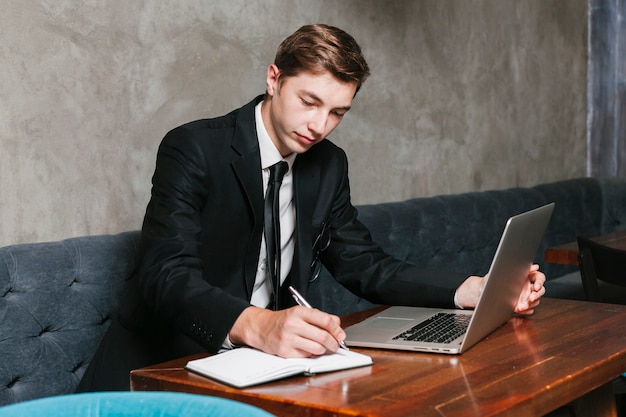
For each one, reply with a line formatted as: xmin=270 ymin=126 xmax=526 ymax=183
xmin=228 ymin=306 xmax=346 ymax=357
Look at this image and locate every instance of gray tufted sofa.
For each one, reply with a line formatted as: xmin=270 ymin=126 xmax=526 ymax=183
xmin=2 ymin=177 xmax=626 ymax=406
xmin=0 ymin=232 xmax=141 ymax=405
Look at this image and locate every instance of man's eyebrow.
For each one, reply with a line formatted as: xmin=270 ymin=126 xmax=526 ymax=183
xmin=302 ymin=90 xmax=352 ymax=111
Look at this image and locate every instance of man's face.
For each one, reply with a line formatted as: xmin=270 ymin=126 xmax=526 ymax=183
xmin=261 ymin=65 xmax=358 ymax=157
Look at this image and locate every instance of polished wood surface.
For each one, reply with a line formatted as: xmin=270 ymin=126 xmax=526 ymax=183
xmin=544 ymin=230 xmax=626 ymax=265
xmin=131 ymin=298 xmax=626 ymax=417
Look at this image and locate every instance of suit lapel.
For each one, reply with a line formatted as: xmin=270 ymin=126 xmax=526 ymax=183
xmin=231 ymin=97 xmax=265 ymax=299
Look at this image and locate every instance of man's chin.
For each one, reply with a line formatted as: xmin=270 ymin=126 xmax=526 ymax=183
xmin=293 ymin=139 xmax=323 ymax=154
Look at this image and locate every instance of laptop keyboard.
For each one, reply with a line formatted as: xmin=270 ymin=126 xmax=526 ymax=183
xmin=392 ymin=312 xmax=471 ymax=344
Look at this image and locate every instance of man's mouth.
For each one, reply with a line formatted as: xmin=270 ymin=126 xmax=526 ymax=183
xmin=296 ymin=133 xmax=317 ymax=145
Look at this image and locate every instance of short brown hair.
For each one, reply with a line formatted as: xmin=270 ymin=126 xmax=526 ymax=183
xmin=274 ymin=24 xmax=370 ymax=93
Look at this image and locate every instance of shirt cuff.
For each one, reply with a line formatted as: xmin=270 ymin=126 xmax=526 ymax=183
xmin=222 ymin=335 xmax=238 ymax=350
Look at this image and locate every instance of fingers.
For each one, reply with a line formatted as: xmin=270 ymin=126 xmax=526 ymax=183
xmin=514 ymin=266 xmax=547 ymax=315
xmin=530 ymin=281 xmax=546 ymax=301
xmin=231 ymin=306 xmax=345 ymax=358
xmin=514 ymin=297 xmax=541 ymax=315
xmin=283 ymin=306 xmax=345 ymax=355
xmin=529 ymin=265 xmax=546 ymax=291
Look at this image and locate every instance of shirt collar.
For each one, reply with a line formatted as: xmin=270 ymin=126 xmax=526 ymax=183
xmin=255 ymin=101 xmax=296 ymax=170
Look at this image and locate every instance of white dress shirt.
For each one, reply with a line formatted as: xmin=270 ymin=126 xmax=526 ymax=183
xmin=249 ymin=101 xmax=297 ymax=308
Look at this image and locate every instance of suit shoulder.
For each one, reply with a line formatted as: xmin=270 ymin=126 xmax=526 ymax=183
xmin=158 ymin=109 xmax=240 ymax=151
xmin=167 ymin=96 xmax=259 ymax=139
xmin=171 ymin=111 xmax=237 ymax=137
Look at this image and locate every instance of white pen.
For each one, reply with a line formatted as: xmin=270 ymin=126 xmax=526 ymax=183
xmin=288 ymin=285 xmax=349 ymax=351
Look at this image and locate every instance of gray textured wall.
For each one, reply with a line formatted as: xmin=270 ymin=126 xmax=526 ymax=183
xmin=1 ymin=0 xmax=587 ymax=246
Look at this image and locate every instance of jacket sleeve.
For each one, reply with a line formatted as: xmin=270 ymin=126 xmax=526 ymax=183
xmin=138 ymin=127 xmax=251 ymax=353
xmin=319 ymin=148 xmax=466 ymax=308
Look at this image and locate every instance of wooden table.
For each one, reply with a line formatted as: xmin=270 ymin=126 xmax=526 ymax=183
xmin=544 ymin=230 xmax=626 ymax=265
xmin=131 ymin=298 xmax=626 ymax=417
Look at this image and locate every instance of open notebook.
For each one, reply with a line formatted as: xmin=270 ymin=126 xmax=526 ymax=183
xmin=185 ymin=347 xmax=373 ymax=388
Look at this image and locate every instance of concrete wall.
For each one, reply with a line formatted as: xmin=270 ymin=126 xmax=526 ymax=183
xmin=1 ymin=0 xmax=587 ymax=246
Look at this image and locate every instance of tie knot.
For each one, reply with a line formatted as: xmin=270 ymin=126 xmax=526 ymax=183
xmin=268 ymin=161 xmax=288 ymax=184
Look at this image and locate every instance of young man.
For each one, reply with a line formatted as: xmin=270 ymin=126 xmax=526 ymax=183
xmin=78 ymin=24 xmax=545 ymax=391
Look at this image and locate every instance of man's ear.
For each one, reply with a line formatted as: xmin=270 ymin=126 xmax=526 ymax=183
xmin=266 ymin=64 xmax=281 ymax=96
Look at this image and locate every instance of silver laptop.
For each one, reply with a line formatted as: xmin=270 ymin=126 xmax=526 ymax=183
xmin=344 ymin=203 xmax=554 ymax=354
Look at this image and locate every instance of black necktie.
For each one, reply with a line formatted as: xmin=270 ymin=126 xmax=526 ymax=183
xmin=265 ymin=161 xmax=288 ymax=311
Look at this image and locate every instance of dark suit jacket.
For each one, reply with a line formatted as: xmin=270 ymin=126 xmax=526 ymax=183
xmin=132 ymin=94 xmax=466 ymax=352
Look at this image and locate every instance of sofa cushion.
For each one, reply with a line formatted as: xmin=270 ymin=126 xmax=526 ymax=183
xmin=0 ymin=231 xmax=141 ymax=405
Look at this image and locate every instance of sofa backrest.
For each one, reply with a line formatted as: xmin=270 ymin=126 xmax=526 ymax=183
xmin=0 ymin=231 xmax=141 ymax=405
xmin=309 ymin=177 xmax=626 ymax=315
xmin=358 ymin=177 xmax=606 ymax=276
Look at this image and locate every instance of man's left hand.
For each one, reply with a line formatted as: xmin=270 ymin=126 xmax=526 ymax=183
xmin=513 ymin=264 xmax=546 ymax=315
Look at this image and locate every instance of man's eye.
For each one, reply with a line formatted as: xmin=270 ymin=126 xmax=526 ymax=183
xmin=332 ymin=111 xmax=346 ymax=118
xmin=301 ymin=99 xmax=313 ymax=106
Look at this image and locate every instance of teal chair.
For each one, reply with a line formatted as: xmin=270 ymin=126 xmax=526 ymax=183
xmin=0 ymin=392 xmax=275 ymax=417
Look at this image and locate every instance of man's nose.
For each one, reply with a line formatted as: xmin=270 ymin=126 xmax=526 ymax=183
xmin=308 ymin=110 xmax=327 ymax=135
